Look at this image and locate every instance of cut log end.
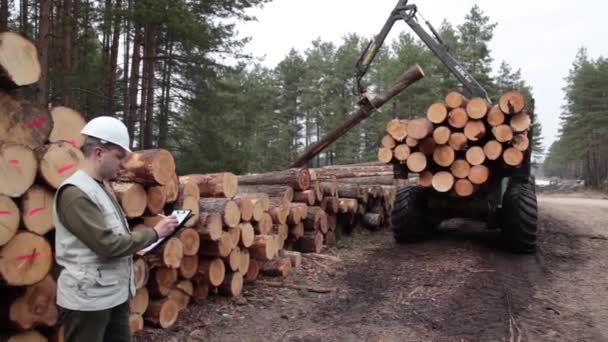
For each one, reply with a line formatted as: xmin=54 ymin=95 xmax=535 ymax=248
xmin=407 ymin=118 xmax=434 ymax=140
xmin=450 ymin=159 xmax=471 ymax=179
xmin=433 ymin=126 xmax=451 ymax=145
xmin=465 ymin=146 xmax=486 ymax=166
xmin=49 ymin=106 xmax=86 ymax=147
xmin=448 ymin=108 xmax=468 ymax=128
xmin=37 ymin=142 xmax=84 ymax=189
xmin=487 ymin=105 xmax=505 ymax=127
xmin=393 ymin=144 xmax=410 ymax=161
xmin=448 ymin=132 xmax=468 ymax=151
xmin=483 ymin=140 xmax=503 ymax=161
xmin=0 ymin=195 xmax=20 ymax=245
xmin=431 ymin=171 xmax=454 ymax=193
xmin=0 ymin=32 xmax=42 ymax=87
xmin=454 ymin=179 xmax=474 ymax=197
xmin=468 ymin=165 xmax=490 ymax=185
xmin=503 ymin=147 xmax=524 ymax=166
xmin=466 ymin=97 xmax=490 ymax=119
xmin=445 ymin=91 xmax=468 ymax=109
xmin=377 ymin=147 xmax=393 ymax=163
xmin=418 ymin=171 xmax=433 ymax=187
xmin=433 ymin=145 xmax=455 ymax=167
xmin=499 ymin=90 xmax=525 ymax=115
xmin=0 ymin=232 xmax=53 ymax=286
xmin=386 ymin=118 xmax=408 ymax=141
xmin=144 ymin=299 xmax=179 ymax=329
xmin=406 ymin=152 xmax=427 ymax=173
xmin=426 ymin=102 xmax=448 ymax=123
xmin=492 ymin=124 xmax=513 ymax=143
xmin=464 ymin=120 xmax=486 ymax=142
xmin=0 ymin=143 xmax=37 ymax=197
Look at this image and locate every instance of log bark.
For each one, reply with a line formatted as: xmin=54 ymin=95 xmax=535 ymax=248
xmin=499 ymin=90 xmax=525 ymax=115
xmin=468 ymin=165 xmax=490 ymax=185
xmin=448 ymin=108 xmax=468 ymax=128
xmin=433 ymin=126 xmax=451 ymax=145
xmin=287 ymin=205 xmax=302 ymax=225
xmin=0 ymin=32 xmax=41 ymax=88
xmin=464 ymin=120 xmax=486 ymax=141
xmin=180 ymin=172 xmax=238 ymax=198
xmin=426 ymin=102 xmax=448 ymax=124
xmin=36 ymin=142 xmax=84 ymax=189
xmin=293 ymin=190 xmax=315 ymax=206
xmin=199 ymin=198 xmax=240 ymax=228
xmin=0 ymin=195 xmax=19 ymax=245
xmin=294 ymin=231 xmax=323 ymax=253
xmin=177 ymin=179 xmax=200 ymax=202
xmin=218 ymin=271 xmax=243 ymax=297
xmin=260 ymin=257 xmax=292 ymax=277
xmin=179 ymin=255 xmax=199 ymax=279
xmin=432 ymin=171 xmax=454 ymax=193
xmin=445 ymin=91 xmax=468 ymax=109
xmin=119 ymin=149 xmax=175 ymax=185
xmin=406 ymin=152 xmax=427 ymax=173
xmin=466 ymin=97 xmax=490 ymax=119
xmin=9 ymin=274 xmax=57 ymax=330
xmin=450 ymin=159 xmax=471 ymax=179
xmin=454 ymin=179 xmax=474 ymax=197
xmin=191 ymin=274 xmax=210 ymax=302
xmin=143 ymin=299 xmax=179 ymax=329
xmin=418 ymin=137 xmax=436 ymax=156
xmin=49 ymin=106 xmax=86 ymax=147
xmin=385 ymin=118 xmax=408 ymax=141
xmin=238 ymin=185 xmax=293 ymax=203
xmin=319 ymin=181 xmax=338 ymax=198
xmin=433 ymin=145 xmax=455 ymax=167
xmin=466 ymin=146 xmax=486 ymax=166
xmin=196 ymin=212 xmax=223 ymax=241
xmin=111 ymin=182 xmax=147 ymax=218
xmin=418 ymin=171 xmax=433 ymax=187
xmin=197 ymin=257 xmax=225 ymax=287
xmin=198 ymin=232 xmax=232 ymax=258
xmin=336 ymin=183 xmax=361 ymax=198
xmin=0 ymin=93 xmax=51 ymax=151
xmin=0 ymin=143 xmax=37 ymax=197
xmin=235 ymin=193 xmax=270 ymax=212
xmin=448 ymin=132 xmax=468 ymax=151
xmin=147 ymin=267 xmax=177 ymax=298
xmin=483 ymin=140 xmax=503 ymax=161
xmin=0 ymin=232 xmax=52 ymax=286
xmin=407 ymin=118 xmax=434 ymax=140
xmin=244 ymin=259 xmax=259 ymax=284
xmin=238 ymin=168 xmax=310 ymax=191
xmin=304 ymin=207 xmax=329 ymax=233
xmin=320 ymin=197 xmax=339 ymax=215
xmin=290 ymin=64 xmax=425 ymax=168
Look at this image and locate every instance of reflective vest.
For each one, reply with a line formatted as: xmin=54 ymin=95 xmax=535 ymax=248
xmin=53 ymin=170 xmax=135 ymax=311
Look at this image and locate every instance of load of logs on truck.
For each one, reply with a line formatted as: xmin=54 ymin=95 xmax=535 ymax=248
xmin=0 ymin=32 xmax=400 ymax=340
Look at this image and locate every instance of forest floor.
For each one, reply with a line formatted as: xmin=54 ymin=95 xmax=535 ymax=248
xmin=137 ymin=193 xmax=608 ymax=342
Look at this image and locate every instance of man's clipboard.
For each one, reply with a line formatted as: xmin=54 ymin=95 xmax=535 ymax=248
xmin=137 ymin=209 xmax=193 ymax=255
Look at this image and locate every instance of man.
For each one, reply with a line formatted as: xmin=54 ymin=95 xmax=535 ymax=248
xmin=53 ymin=116 xmax=179 ymax=342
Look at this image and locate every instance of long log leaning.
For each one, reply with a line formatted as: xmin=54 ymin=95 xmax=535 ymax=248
xmin=238 ymin=168 xmax=310 ymax=191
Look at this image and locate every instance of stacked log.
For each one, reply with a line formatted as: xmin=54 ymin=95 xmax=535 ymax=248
xmin=378 ymin=90 xmax=532 ymax=196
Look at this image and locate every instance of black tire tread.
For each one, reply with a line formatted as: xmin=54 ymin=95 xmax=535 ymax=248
xmin=391 ymin=185 xmax=432 ymax=243
xmin=501 ymin=180 xmax=538 ymax=253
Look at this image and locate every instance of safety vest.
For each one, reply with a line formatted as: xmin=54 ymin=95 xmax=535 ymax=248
xmin=53 ymin=170 xmax=135 ymax=311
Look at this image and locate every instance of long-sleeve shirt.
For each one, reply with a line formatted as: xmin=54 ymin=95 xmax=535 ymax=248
xmin=56 ymin=183 xmax=157 ymax=259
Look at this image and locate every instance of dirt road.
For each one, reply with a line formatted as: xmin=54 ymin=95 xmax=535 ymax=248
xmin=137 ymin=194 xmax=608 ymax=342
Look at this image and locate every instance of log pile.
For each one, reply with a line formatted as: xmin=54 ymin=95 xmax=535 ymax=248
xmin=378 ymin=90 xmax=532 ymax=196
xmin=0 ymin=31 xmax=398 ymax=340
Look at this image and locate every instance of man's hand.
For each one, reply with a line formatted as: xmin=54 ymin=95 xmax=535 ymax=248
xmin=153 ymin=214 xmax=179 ymax=238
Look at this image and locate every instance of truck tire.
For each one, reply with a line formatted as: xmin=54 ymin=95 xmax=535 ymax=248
xmin=500 ymin=179 xmax=538 ymax=253
xmin=391 ymin=185 xmax=432 ymax=243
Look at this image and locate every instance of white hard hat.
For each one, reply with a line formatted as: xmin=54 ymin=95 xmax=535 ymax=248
xmin=81 ymin=116 xmax=131 ymax=152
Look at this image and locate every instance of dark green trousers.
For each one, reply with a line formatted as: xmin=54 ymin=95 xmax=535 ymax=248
xmin=60 ymin=301 xmax=131 ymax=342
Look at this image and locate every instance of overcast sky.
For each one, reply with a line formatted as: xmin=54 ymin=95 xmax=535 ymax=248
xmin=236 ymin=0 xmax=608 ymax=152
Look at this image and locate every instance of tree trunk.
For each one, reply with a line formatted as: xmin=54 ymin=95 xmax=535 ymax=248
xmin=147 ymin=267 xmax=177 ymax=298
xmin=198 ymin=198 xmax=240 ymax=228
xmin=0 ymin=0 xmax=8 ymax=32
xmin=105 ymin=0 xmax=122 ymax=115
xmin=427 ymin=102 xmax=448 ymax=124
xmin=180 ymin=173 xmax=238 ymax=199
xmin=0 ymin=143 xmax=37 ymax=198
xmin=468 ymin=165 xmax=489 ymax=185
xmin=127 ymin=22 xmax=142 ymax=142
xmin=238 ymin=168 xmax=310 ymax=191
xmin=0 ymin=92 xmax=52 ymax=149
xmin=36 ymin=142 xmax=84 ymax=189
xmin=197 ymin=257 xmax=225 ymax=287
xmin=118 ymin=149 xmax=176 ymax=185
xmin=143 ymin=299 xmax=179 ymax=329
xmin=20 ymin=185 xmax=54 ymax=235
xmin=143 ymin=23 xmax=156 ymax=149
xmin=0 ymin=232 xmax=52 ymax=286
xmin=61 ymin=0 xmax=73 ymax=106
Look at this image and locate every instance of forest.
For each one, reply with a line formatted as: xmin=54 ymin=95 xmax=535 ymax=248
xmin=0 ymin=1 xmax=544 ymax=175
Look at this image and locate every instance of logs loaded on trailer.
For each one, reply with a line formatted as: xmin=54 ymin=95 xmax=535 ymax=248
xmin=378 ymin=89 xmax=532 ymax=196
